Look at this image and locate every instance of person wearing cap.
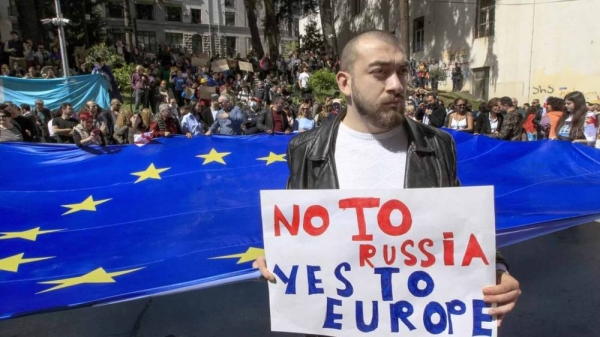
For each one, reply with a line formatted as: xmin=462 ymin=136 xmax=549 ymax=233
xmin=73 ymin=112 xmax=106 ymax=147
xmin=52 ymin=103 xmax=78 ymax=143
xmin=0 ymin=108 xmax=23 ymax=143
xmin=149 ymin=103 xmax=180 ymax=138
xmin=98 ymin=99 xmax=122 ymax=145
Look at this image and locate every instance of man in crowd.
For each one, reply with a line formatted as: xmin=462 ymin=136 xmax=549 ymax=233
xmin=52 ymin=103 xmax=78 ymax=144
xmin=257 ymin=97 xmax=292 ymax=134
xmin=4 ymin=31 xmax=24 ymax=70
xmin=32 ymin=99 xmax=51 ymax=140
xmin=298 ymin=66 xmax=310 ymax=94
xmin=492 ymin=96 xmax=524 ymax=141
xmin=98 ymin=99 xmax=121 ymax=145
xmin=255 ymin=30 xmax=520 ymax=330
xmin=131 ymin=65 xmax=150 ymax=112
xmin=243 ymin=98 xmax=265 ymax=135
xmin=180 ymin=105 xmax=203 ymax=138
xmin=252 ymin=81 xmax=268 ymax=104
xmin=206 ymin=93 xmax=244 ymax=136
xmin=418 ymin=93 xmax=446 ymax=128
xmin=150 ymin=103 xmax=180 ymax=138
xmin=0 ymin=108 xmax=23 ymax=142
xmin=512 ymin=97 xmax=526 ymax=118
xmin=168 ymin=98 xmax=181 ymax=121
xmin=3 ymin=102 xmax=38 ymax=142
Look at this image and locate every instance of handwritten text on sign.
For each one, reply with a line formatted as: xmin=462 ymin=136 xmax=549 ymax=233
xmin=260 ymin=187 xmax=497 ymax=337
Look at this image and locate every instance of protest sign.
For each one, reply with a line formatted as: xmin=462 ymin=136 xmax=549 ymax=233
xmin=238 ymin=61 xmax=254 ymax=72
xmin=192 ymin=57 xmax=208 ymax=67
xmin=227 ymin=59 xmax=238 ymax=69
xmin=212 ymin=59 xmax=229 ymax=72
xmin=199 ymin=86 xmax=217 ymax=100
xmin=260 ymin=187 xmax=497 ymax=337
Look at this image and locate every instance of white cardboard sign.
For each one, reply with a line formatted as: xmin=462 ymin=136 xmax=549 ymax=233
xmin=260 ymin=187 xmax=497 ymax=337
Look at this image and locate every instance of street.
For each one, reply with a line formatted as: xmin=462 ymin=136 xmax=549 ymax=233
xmin=1 ymin=221 xmax=599 ymax=337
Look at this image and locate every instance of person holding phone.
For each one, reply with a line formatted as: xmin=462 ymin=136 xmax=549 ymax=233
xmin=73 ymin=112 xmax=106 ymax=147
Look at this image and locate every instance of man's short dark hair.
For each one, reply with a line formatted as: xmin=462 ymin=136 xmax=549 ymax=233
xmin=340 ymin=30 xmax=403 ymax=74
xmin=500 ymin=96 xmax=513 ymax=107
xmin=60 ymin=103 xmax=72 ymax=111
xmin=426 ymin=93 xmax=436 ymax=99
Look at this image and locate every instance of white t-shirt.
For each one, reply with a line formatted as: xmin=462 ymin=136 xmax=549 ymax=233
xmin=298 ymin=72 xmax=310 ymax=89
xmin=334 ymin=122 xmax=408 ymax=189
xmin=557 ymin=112 xmax=598 ymax=143
xmin=489 ymin=114 xmax=499 ymax=132
xmin=47 ymin=120 xmax=55 ymax=136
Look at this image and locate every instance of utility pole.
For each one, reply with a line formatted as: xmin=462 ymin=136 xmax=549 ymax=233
xmin=54 ymin=0 xmax=70 ymax=77
xmin=123 ymin=0 xmax=133 ymax=50
xmin=398 ymin=0 xmax=409 ymax=58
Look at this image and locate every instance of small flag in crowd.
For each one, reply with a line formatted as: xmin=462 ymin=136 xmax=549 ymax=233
xmin=134 ymin=131 xmax=153 ymax=147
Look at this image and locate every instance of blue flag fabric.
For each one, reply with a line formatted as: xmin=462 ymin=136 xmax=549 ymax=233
xmin=0 ymin=131 xmax=599 ymax=319
xmin=0 ymin=74 xmax=111 ymax=111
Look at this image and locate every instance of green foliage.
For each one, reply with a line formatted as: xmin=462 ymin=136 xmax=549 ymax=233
xmin=85 ymin=43 xmax=125 ymax=68
xmin=112 ymin=63 xmax=137 ymax=93
xmin=429 ymin=67 xmax=447 ymax=82
xmin=308 ymin=68 xmax=337 ymax=99
xmin=45 ymin=0 xmax=107 ymax=46
xmin=299 ymin=19 xmax=325 ymax=53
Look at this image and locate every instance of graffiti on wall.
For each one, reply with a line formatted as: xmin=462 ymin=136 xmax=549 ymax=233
xmin=531 ymin=84 xmax=599 ymax=102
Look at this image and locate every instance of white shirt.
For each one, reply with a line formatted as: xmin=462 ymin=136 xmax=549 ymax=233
xmin=298 ymin=72 xmax=310 ymax=89
xmin=47 ymin=120 xmax=55 ymax=136
xmin=334 ymin=122 xmax=408 ymax=189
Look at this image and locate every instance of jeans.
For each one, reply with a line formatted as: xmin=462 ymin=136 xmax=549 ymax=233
xmin=134 ymin=89 xmax=148 ymax=112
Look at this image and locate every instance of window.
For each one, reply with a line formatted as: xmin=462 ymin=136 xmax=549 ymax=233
xmin=191 ymin=9 xmax=201 ymax=24
xmin=476 ymin=0 xmax=495 ymax=38
xmin=136 ymin=4 xmax=154 ymax=21
xmin=225 ymin=36 xmax=236 ymax=57
xmin=413 ymin=16 xmax=424 ymax=52
xmin=166 ymin=32 xmax=184 ymax=50
xmin=352 ymin=0 xmax=364 ymax=16
xmin=137 ymin=31 xmax=157 ymax=52
xmin=224 ymin=0 xmax=235 ymax=8
xmin=225 ymin=12 xmax=235 ymax=26
xmin=107 ymin=29 xmax=125 ymax=46
xmin=106 ymin=2 xmax=124 ymax=18
xmin=165 ymin=6 xmax=182 ymax=22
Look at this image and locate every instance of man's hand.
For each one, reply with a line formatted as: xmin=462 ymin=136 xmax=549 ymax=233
xmin=219 ymin=112 xmax=229 ymax=119
xmin=186 ymin=132 xmax=192 ymax=139
xmin=284 ymin=129 xmax=291 ymax=134
xmin=483 ymin=271 xmax=521 ymax=327
xmin=425 ymin=109 xmax=432 ymax=116
xmin=252 ymin=256 xmax=276 ymax=282
xmin=164 ymin=131 xmax=171 ymax=137
xmin=205 ymin=130 xmax=212 ymax=136
xmin=266 ymin=129 xmax=273 ymax=134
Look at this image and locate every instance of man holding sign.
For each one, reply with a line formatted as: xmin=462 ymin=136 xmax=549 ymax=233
xmin=255 ymin=30 xmax=520 ymax=336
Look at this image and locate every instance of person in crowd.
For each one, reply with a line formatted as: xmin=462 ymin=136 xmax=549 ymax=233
xmin=405 ymin=103 xmax=417 ymax=121
xmin=98 ymin=99 xmax=121 ymax=145
xmin=131 ymin=65 xmax=150 ymax=112
xmin=0 ymin=108 xmax=23 ymax=142
xmin=32 ymin=99 xmax=52 ymax=141
xmin=475 ymin=99 xmax=503 ymax=136
xmin=140 ymin=108 xmax=154 ymax=130
xmin=512 ymin=97 xmax=526 ymax=118
xmin=237 ymin=84 xmax=251 ymax=104
xmin=4 ymin=31 xmax=24 ymax=70
xmin=19 ymin=103 xmax=43 ymax=142
xmin=451 ymin=62 xmax=462 ymax=92
xmin=539 ymin=96 xmax=565 ymax=140
xmin=168 ymin=98 xmax=181 ymax=121
xmin=294 ymin=103 xmax=315 ymax=132
xmin=93 ymin=57 xmax=121 ymax=101
xmin=418 ymin=93 xmax=446 ymax=127
xmin=52 ymin=103 xmax=78 ymax=143
xmin=417 ymin=61 xmax=427 ymax=88
xmin=446 ymin=98 xmax=473 ymax=132
xmin=298 ymin=67 xmax=310 ymax=94
xmin=1 ymin=64 xmax=11 ymax=76
xmin=254 ymin=32 xmax=520 ymax=326
xmin=125 ymin=113 xmax=147 ymax=144
xmin=150 ymin=103 xmax=180 ymax=138
xmin=44 ymin=67 xmax=57 ymax=79
xmin=556 ymin=91 xmax=598 ymax=146
xmin=113 ymin=109 xmax=134 ymax=144
xmin=4 ymin=102 xmax=38 ymax=142
xmin=171 ymin=70 xmax=187 ymax=106
xmin=257 ymin=97 xmax=292 ymax=134
xmin=73 ymin=111 xmax=106 ymax=147
xmin=522 ymin=106 xmax=539 ymax=141
xmin=24 ymin=66 xmax=37 ymax=79
xmin=180 ymin=105 xmax=203 ymax=138
xmin=198 ymin=95 xmax=219 ymax=132
xmin=489 ymin=96 xmax=524 ymax=141
xmin=157 ymin=80 xmax=170 ymax=107
xmin=206 ymin=93 xmax=244 ymax=136
xmin=34 ymin=44 xmax=50 ymax=65
xmin=252 ymin=80 xmax=268 ymax=104
xmin=243 ymin=98 xmax=265 ymax=135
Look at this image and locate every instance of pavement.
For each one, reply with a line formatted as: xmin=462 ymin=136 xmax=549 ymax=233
xmin=1 ymin=221 xmax=599 ymax=337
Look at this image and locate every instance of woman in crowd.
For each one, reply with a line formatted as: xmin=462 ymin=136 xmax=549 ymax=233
xmin=522 ymin=106 xmax=539 ymax=141
xmin=556 ymin=91 xmax=598 ymax=146
xmin=113 ymin=110 xmax=133 ymax=144
xmin=0 ymin=109 xmax=23 ymax=142
xmin=540 ymin=96 xmax=565 ymax=140
xmin=294 ymin=103 xmax=315 ymax=132
xmin=446 ymin=98 xmax=473 ymax=132
xmin=73 ymin=111 xmax=106 ymax=147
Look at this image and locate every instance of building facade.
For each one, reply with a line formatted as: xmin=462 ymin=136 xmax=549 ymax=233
xmin=103 ymin=0 xmax=299 ymax=58
xmin=302 ymin=0 xmax=600 ymax=103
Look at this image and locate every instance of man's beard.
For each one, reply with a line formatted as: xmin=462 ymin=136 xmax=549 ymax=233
xmin=351 ymin=82 xmax=404 ymax=130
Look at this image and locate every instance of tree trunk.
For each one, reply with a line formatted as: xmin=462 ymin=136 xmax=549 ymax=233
xmin=123 ymin=0 xmax=133 ymax=51
xmin=15 ymin=0 xmax=44 ymax=44
xmin=262 ymin=0 xmax=279 ymax=61
xmin=398 ymin=0 xmax=409 ymax=58
xmin=319 ymin=0 xmax=338 ymax=56
xmin=244 ymin=0 xmax=264 ymax=58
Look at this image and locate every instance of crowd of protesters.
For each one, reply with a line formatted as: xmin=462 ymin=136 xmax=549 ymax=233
xmin=0 ymin=31 xmax=598 ymax=148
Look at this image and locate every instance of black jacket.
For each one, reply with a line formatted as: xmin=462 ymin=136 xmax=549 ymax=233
xmin=258 ymin=109 xmax=291 ymax=133
xmin=286 ymin=111 xmax=508 ymax=267
xmin=418 ymin=104 xmax=446 ymax=128
xmin=98 ymin=110 xmax=117 ymax=145
xmin=199 ymin=107 xmax=215 ymax=132
xmin=475 ymin=112 xmax=504 ymax=135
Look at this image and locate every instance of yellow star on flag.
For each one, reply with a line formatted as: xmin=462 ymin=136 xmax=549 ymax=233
xmin=0 ymin=227 xmax=64 ymax=241
xmin=257 ymin=152 xmax=287 ymax=166
xmin=0 ymin=253 xmax=54 ymax=273
xmin=37 ymin=266 xmax=145 ymax=294
xmin=210 ymin=247 xmax=265 ymax=264
xmin=131 ymin=163 xmax=171 ymax=183
xmin=196 ymin=148 xmax=231 ymax=165
xmin=61 ymin=196 xmax=112 ymax=216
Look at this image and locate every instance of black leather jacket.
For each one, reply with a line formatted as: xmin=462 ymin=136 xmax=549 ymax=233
xmin=286 ymin=110 xmax=508 ymax=267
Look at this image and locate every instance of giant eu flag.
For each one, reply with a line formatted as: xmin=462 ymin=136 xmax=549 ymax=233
xmin=0 ymin=131 xmax=599 ymax=319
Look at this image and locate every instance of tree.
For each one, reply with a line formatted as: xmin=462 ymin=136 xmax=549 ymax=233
xmin=397 ymin=0 xmax=409 ymax=57
xmin=319 ymin=0 xmax=338 ymax=56
xmin=299 ymin=19 xmax=325 ymax=53
xmin=54 ymin=0 xmax=107 ymax=46
xmin=262 ymin=0 xmax=279 ymax=61
xmin=244 ymin=0 xmax=265 ymax=58
xmin=14 ymin=0 xmax=46 ymax=44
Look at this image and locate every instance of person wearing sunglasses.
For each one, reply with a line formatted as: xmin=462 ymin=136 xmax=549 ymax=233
xmin=446 ymin=98 xmax=473 ymax=132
